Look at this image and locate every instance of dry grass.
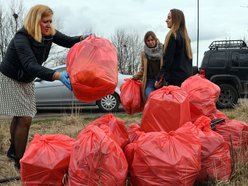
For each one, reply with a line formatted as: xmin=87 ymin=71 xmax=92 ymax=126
xmin=0 ymin=112 xmax=139 ymax=185
xmin=0 ymin=119 xmax=21 ymax=186
xmin=0 ymin=104 xmax=247 ymax=185
xmin=223 ymin=101 xmax=248 ymax=123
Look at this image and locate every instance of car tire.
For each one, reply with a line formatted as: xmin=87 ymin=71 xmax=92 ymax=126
xmin=216 ymin=84 xmax=238 ymax=109
xmin=97 ymin=93 xmax=120 ymax=112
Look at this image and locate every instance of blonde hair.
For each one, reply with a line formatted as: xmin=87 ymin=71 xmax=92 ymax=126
xmin=164 ymin=9 xmax=192 ymax=59
xmin=24 ymin=4 xmax=55 ymax=42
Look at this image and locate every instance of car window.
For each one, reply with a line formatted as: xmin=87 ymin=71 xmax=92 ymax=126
xmin=231 ymin=51 xmax=248 ymax=67
xmin=208 ymin=51 xmax=226 ymax=67
xmin=56 ymin=67 xmax=66 ymax=72
xmin=238 ymin=51 xmax=248 ymax=67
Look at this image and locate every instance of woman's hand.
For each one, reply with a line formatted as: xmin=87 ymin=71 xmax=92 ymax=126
xmin=154 ymin=80 xmax=163 ymax=89
xmin=80 ymin=33 xmax=94 ymax=41
xmin=59 ymin=71 xmax=72 ymax=91
xmin=132 ymin=76 xmax=138 ymax=80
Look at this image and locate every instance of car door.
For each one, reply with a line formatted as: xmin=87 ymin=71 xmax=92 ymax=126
xmin=230 ymin=49 xmax=248 ymax=93
xmin=35 ymin=66 xmax=74 ymax=108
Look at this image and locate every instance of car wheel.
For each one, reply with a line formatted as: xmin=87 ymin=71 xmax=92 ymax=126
xmin=216 ymin=84 xmax=238 ymax=109
xmin=97 ymin=93 xmax=120 ymax=112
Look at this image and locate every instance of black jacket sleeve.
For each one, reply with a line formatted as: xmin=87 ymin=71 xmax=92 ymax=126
xmin=158 ymin=33 xmax=176 ymax=81
xmin=0 ymin=28 xmax=82 ymax=83
xmin=14 ymin=33 xmax=56 ymax=81
xmin=53 ymin=30 xmax=81 ymax=48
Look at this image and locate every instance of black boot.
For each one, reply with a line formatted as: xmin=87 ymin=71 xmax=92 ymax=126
xmin=7 ymin=143 xmax=16 ymax=160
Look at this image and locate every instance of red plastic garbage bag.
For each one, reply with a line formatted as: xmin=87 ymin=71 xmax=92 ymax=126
xmin=127 ymin=123 xmax=145 ymax=143
xmin=215 ymin=119 xmax=248 ymax=151
xmin=125 ymin=122 xmax=201 ymax=186
xmin=78 ymin=114 xmax=128 ymax=149
xmin=120 ymin=79 xmax=143 ymax=115
xmin=140 ymin=86 xmax=191 ymax=132
xmin=68 ymin=125 xmax=128 ymax=186
xmin=211 ymin=109 xmax=229 ymax=121
xmin=194 ymin=116 xmax=231 ymax=181
xmin=20 ymin=134 xmax=75 ymax=185
xmin=66 ymin=34 xmax=118 ymax=102
xmin=181 ymin=74 xmax=220 ymax=122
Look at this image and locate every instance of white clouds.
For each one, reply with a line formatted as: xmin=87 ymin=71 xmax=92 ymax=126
xmin=2 ymin=0 xmax=248 ymax=66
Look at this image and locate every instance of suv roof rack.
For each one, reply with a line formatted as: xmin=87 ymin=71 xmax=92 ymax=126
xmin=209 ymin=40 xmax=247 ymax=50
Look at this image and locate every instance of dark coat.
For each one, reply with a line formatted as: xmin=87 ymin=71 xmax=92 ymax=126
xmin=0 ymin=27 xmax=80 ymax=83
xmin=159 ymin=31 xmax=193 ymax=86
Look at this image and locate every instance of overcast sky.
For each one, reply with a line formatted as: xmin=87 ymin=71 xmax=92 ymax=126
xmin=2 ymin=0 xmax=248 ymax=66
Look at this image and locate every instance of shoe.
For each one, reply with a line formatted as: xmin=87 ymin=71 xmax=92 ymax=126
xmin=7 ymin=144 xmax=16 ymax=160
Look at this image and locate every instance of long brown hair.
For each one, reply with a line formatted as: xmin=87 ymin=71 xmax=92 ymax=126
xmin=24 ymin=4 xmax=55 ymax=42
xmin=164 ymin=9 xmax=192 ymax=59
xmin=144 ymin=31 xmax=158 ymax=46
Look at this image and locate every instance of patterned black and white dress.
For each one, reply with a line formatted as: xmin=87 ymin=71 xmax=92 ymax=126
xmin=0 ymin=72 xmax=37 ymax=118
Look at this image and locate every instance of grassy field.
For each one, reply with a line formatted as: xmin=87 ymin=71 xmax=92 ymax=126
xmin=0 ymin=104 xmax=248 ymax=185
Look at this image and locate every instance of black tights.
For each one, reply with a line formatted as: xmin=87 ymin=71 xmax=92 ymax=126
xmin=10 ymin=116 xmax=32 ymax=159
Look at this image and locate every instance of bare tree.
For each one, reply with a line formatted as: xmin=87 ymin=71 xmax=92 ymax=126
xmin=0 ymin=0 xmax=25 ymax=62
xmin=111 ymin=29 xmax=143 ymax=74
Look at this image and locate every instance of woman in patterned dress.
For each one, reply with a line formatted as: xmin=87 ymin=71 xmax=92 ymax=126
xmin=0 ymin=4 xmax=86 ymax=169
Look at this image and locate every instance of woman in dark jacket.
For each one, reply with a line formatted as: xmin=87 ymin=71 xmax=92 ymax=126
xmin=155 ymin=8 xmax=193 ymax=87
xmin=0 ymin=4 xmax=86 ymax=169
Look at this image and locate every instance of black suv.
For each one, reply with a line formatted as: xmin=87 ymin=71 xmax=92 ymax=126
xmin=197 ymin=40 xmax=248 ymax=108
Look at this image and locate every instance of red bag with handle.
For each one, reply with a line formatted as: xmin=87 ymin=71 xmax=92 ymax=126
xmin=20 ymin=134 xmax=75 ymax=185
xmin=78 ymin=113 xmax=129 ymax=149
xmin=127 ymin=123 xmax=145 ymax=143
xmin=194 ymin=116 xmax=231 ymax=181
xmin=68 ymin=125 xmax=128 ymax=186
xmin=181 ymin=74 xmax=220 ymax=122
xmin=215 ymin=119 xmax=248 ymax=151
xmin=120 ymin=79 xmax=143 ymax=115
xmin=140 ymin=86 xmax=191 ymax=132
xmin=125 ymin=122 xmax=201 ymax=186
xmin=66 ymin=35 xmax=118 ymax=102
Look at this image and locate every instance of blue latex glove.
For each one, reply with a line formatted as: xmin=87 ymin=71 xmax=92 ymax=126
xmin=60 ymin=71 xmax=72 ymax=91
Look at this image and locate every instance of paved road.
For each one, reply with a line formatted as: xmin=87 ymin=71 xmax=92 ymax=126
xmin=34 ymin=106 xmax=126 ymax=119
xmin=0 ymin=106 xmax=126 ymax=120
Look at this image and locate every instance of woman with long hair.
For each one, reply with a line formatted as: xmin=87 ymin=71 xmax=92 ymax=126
xmin=155 ymin=8 xmax=193 ymax=87
xmin=133 ymin=31 xmax=163 ymax=102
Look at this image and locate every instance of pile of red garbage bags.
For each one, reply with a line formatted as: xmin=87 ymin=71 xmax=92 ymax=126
xmin=20 ymin=114 xmax=129 ymax=186
xmin=19 ymin=74 xmax=248 ymax=185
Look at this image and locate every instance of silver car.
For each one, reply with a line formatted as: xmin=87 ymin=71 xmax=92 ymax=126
xmin=35 ymin=65 xmax=132 ymax=112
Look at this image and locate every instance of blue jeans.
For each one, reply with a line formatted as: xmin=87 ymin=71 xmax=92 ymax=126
xmin=145 ymin=79 xmax=156 ymax=99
